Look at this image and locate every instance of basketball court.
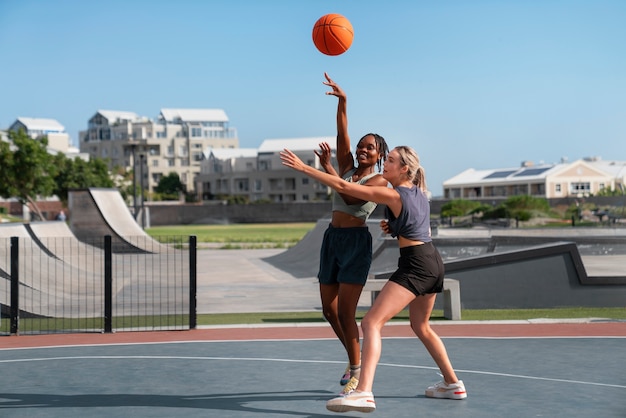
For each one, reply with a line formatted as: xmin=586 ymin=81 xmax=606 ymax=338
xmin=1 ymin=321 xmax=624 ymax=417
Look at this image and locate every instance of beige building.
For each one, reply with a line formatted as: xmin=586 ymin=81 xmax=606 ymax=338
xmin=197 ymin=137 xmax=336 ymax=202
xmin=443 ymin=157 xmax=625 ymax=200
xmin=80 ymin=109 xmax=238 ymax=195
xmin=9 ymin=117 xmax=74 ymax=153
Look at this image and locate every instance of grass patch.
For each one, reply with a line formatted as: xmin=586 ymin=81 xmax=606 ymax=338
xmin=3 ymin=308 xmax=623 ymax=333
xmin=146 ymin=223 xmax=315 ymax=248
xmin=197 ymin=307 xmax=626 ymax=325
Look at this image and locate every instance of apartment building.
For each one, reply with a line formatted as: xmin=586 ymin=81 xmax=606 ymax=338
xmin=443 ymin=157 xmax=626 ymax=200
xmin=9 ymin=117 xmax=71 ymax=153
xmin=197 ymin=137 xmax=336 ymax=202
xmin=79 ymin=108 xmax=238 ymax=194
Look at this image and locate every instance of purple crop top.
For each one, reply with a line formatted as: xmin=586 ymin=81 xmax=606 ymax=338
xmin=384 ymin=186 xmax=431 ymax=242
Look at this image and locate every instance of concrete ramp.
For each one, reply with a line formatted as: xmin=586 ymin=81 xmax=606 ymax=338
xmin=0 ymin=223 xmax=104 ymax=318
xmin=69 ymin=188 xmax=166 ymax=253
xmin=25 ymin=221 xmax=104 ymax=266
xmin=263 ymin=218 xmax=388 ymax=278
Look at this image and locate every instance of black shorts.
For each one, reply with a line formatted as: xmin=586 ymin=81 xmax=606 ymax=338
xmin=388 ymin=242 xmax=444 ymax=296
xmin=317 ymin=224 xmax=372 ymax=286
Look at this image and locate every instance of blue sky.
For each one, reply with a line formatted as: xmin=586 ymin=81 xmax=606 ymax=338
xmin=1 ymin=0 xmax=625 ymax=196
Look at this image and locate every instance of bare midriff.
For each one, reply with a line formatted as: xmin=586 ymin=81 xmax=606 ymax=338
xmin=398 ymin=236 xmax=424 ymax=249
xmin=330 ymin=211 xmax=368 ymax=228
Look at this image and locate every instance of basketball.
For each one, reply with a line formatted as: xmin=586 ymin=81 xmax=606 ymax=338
xmin=312 ymin=13 xmax=354 ymax=56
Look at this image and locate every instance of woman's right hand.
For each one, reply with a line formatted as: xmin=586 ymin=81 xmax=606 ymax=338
xmin=314 ymin=142 xmax=332 ymax=166
xmin=380 ymin=219 xmax=390 ymax=234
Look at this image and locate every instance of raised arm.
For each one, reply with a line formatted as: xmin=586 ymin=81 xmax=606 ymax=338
xmin=281 ymin=148 xmax=398 ymax=207
xmin=324 ymin=73 xmax=354 ymax=176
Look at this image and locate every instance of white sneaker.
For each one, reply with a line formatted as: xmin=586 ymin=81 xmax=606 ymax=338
xmin=425 ymin=379 xmax=467 ymax=400
xmin=326 ymin=390 xmax=376 ymax=413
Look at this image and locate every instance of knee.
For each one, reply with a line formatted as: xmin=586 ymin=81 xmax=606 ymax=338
xmin=361 ymin=314 xmax=384 ymax=335
xmin=410 ymin=320 xmax=431 ymax=340
xmin=322 ymin=307 xmax=338 ymax=323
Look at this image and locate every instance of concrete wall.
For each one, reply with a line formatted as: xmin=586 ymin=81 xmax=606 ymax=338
xmin=144 ymin=195 xmax=624 ymax=225
xmin=147 ymin=202 xmax=388 ymax=225
xmin=368 ymin=242 xmax=626 ymax=309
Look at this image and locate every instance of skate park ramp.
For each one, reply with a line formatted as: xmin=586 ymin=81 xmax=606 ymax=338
xmin=25 ymin=221 xmax=103 ymax=265
xmin=69 ymin=188 xmax=166 ymax=254
xmin=0 ymin=223 xmax=104 ymax=318
xmin=263 ymin=218 xmax=388 ymax=278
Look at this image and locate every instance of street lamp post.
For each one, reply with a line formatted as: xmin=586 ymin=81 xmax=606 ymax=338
xmin=140 ymin=154 xmax=145 ymax=228
xmin=130 ymin=144 xmax=137 ymax=218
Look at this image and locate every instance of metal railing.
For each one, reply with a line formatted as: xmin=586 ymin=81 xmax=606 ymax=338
xmin=0 ymin=235 xmax=197 ymax=335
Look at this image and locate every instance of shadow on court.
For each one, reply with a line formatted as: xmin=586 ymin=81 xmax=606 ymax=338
xmin=0 ymin=336 xmax=625 ymax=417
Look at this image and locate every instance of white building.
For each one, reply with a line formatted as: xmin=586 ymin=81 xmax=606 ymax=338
xmin=9 ymin=117 xmax=74 ymax=153
xmin=197 ymin=137 xmax=336 ymax=202
xmin=80 ymin=108 xmax=239 ymax=194
xmin=443 ymin=157 xmax=625 ymax=200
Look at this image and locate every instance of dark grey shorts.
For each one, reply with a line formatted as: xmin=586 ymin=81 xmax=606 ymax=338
xmin=317 ymin=225 xmax=372 ymax=286
xmin=388 ymin=242 xmax=444 ymax=296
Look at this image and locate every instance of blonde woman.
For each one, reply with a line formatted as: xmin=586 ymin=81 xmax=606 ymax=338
xmin=280 ymin=145 xmax=466 ymax=413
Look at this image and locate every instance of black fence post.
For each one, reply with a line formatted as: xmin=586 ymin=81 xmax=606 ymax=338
xmin=10 ymin=237 xmax=19 ymax=335
xmin=104 ymin=235 xmax=113 ymax=333
xmin=189 ymin=235 xmax=197 ymax=329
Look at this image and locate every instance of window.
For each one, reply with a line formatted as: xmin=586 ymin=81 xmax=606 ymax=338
xmin=152 ymin=160 xmax=159 ymax=167
xmin=191 ymin=127 xmax=202 ymax=137
xmin=555 ymin=184 xmax=561 ymax=193
xmin=302 ymin=178 xmax=309 ymax=185
xmin=236 ymin=179 xmax=249 ymax=191
xmin=570 ymin=182 xmax=590 ymax=193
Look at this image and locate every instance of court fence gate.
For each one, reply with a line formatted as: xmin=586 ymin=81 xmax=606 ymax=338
xmin=0 ymin=235 xmax=197 ymax=336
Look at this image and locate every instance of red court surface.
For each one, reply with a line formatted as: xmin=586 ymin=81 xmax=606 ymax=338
xmin=2 ymin=321 xmax=624 ymax=349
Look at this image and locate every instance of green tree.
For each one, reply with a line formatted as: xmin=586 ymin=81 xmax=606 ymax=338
xmin=155 ymin=172 xmax=185 ymax=200
xmin=502 ymin=195 xmax=550 ymax=221
xmin=0 ymin=130 xmax=57 ymax=220
xmin=440 ymin=199 xmax=482 ymax=218
xmin=52 ymin=153 xmax=114 ymax=204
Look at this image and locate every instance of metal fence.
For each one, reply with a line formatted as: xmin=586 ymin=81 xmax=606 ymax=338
xmin=0 ymin=234 xmax=196 ymax=335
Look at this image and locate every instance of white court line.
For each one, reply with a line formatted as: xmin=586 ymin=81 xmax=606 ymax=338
xmin=1 ymin=334 xmax=625 ymax=352
xmin=0 ymin=355 xmax=624 ymax=390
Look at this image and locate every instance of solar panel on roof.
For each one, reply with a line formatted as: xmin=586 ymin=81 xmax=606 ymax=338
xmin=483 ymin=170 xmax=516 ymax=179
xmin=513 ymin=167 xmax=551 ymax=177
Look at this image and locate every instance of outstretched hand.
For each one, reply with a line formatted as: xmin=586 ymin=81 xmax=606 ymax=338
xmin=314 ymin=142 xmax=332 ymax=166
xmin=323 ymin=72 xmax=346 ymax=100
xmin=280 ymin=149 xmax=307 ymax=172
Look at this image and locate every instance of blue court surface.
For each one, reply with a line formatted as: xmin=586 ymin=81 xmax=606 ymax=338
xmin=0 ymin=333 xmax=625 ymax=417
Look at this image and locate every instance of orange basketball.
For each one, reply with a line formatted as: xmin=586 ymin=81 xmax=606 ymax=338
xmin=312 ymin=13 xmax=354 ymax=56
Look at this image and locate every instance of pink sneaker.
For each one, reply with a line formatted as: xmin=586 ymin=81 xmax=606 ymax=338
xmin=339 ymin=365 xmax=350 ymax=385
